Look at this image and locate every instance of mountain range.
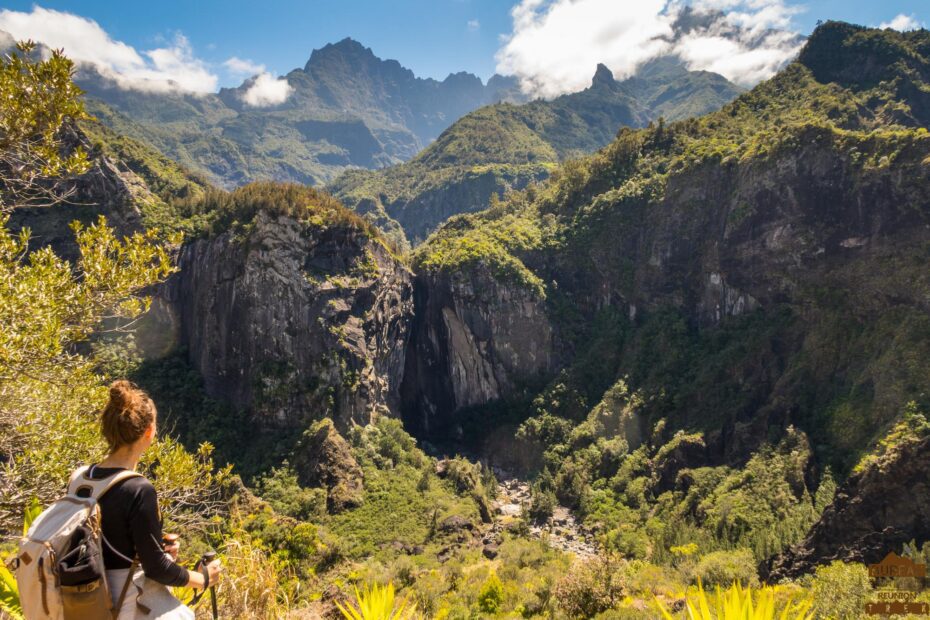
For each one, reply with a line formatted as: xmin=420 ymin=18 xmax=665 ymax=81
xmin=72 ymin=37 xmax=524 ymax=188
xmin=330 ymin=56 xmax=742 ymax=245
xmin=57 ymin=36 xmax=740 ymax=201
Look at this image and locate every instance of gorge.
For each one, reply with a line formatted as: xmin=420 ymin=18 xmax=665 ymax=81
xmin=120 ymin=21 xmax=930 ymax=581
xmin=4 ymin=16 xmax=930 ymax=619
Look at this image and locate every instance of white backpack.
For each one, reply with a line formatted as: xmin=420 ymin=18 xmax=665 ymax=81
xmin=14 ymin=466 xmax=141 ymax=619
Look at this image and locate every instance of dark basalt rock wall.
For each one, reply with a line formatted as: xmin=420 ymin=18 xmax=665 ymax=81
xmin=401 ymin=266 xmax=557 ymax=436
xmin=167 ymin=211 xmax=414 ymax=430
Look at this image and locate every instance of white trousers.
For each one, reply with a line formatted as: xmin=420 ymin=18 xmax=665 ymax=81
xmin=105 ymin=569 xmax=194 ymax=620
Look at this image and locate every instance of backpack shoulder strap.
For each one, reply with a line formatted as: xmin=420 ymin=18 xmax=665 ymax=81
xmin=68 ymin=465 xmax=91 ymax=486
xmin=95 ymin=470 xmax=144 ymax=500
xmin=66 ymin=465 xmax=143 ymax=499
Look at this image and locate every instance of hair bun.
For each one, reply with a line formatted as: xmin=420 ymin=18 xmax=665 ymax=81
xmin=108 ymin=379 xmax=133 ymax=409
xmin=101 ymin=380 xmax=154 ymax=453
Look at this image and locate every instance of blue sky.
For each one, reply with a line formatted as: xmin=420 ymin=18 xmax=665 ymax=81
xmin=0 ymin=1 xmax=926 ymax=95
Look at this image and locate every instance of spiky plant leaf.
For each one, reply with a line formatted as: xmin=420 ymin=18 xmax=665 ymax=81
xmin=23 ymin=497 xmax=41 ymax=537
xmin=655 ymin=582 xmax=813 ymax=620
xmin=0 ymin=564 xmax=23 ymax=620
xmin=336 ymin=582 xmax=417 ymax=620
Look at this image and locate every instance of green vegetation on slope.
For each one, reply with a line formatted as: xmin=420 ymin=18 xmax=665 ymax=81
xmin=80 ymin=114 xmax=209 ymax=204
xmin=412 ymin=21 xmax=930 ymax=582
xmin=330 ymin=58 xmax=742 ymax=245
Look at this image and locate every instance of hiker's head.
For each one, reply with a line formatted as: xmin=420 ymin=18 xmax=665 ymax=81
xmin=100 ymin=380 xmax=157 ymax=454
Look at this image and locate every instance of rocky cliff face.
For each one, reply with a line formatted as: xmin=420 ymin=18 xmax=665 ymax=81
xmin=401 ymin=266 xmax=557 ymax=435
xmin=167 ymin=211 xmax=413 ymax=429
xmin=767 ymin=431 xmax=930 ymax=579
xmin=406 ymin=125 xmax=930 ymax=433
xmin=618 ymin=127 xmax=930 ymax=326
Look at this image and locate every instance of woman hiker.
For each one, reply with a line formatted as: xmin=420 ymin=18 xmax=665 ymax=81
xmin=69 ymin=380 xmax=223 ymax=619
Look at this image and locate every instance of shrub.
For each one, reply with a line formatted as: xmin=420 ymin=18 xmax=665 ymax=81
xmin=693 ymin=549 xmax=759 ymax=588
xmin=444 ymin=457 xmax=481 ymax=494
xmin=527 ymin=487 xmax=556 ymax=523
xmin=605 ymin=525 xmax=651 ymax=560
xmin=623 ymin=561 xmax=685 ymax=598
xmin=555 ymin=459 xmax=590 ymax=508
xmin=255 ymin=462 xmax=327 ymax=520
xmin=477 ymin=571 xmax=505 ymax=614
xmin=553 ymin=555 xmax=626 ymax=618
xmin=409 ymin=569 xmax=448 ymax=617
xmin=810 ymin=561 xmax=872 ymax=620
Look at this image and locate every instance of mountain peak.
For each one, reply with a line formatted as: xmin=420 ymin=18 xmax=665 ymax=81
xmin=592 ymin=63 xmax=616 ymax=88
xmin=799 ymin=20 xmax=930 ymax=92
xmin=328 ymin=37 xmax=367 ymax=53
xmin=305 ymin=37 xmax=376 ymax=72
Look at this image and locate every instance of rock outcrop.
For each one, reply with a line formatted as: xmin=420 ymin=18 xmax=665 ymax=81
xmin=168 ymin=211 xmax=413 ymax=429
xmin=766 ymin=432 xmax=930 ymax=580
xmin=401 ymin=266 xmax=557 ymax=435
xmin=292 ymin=419 xmax=364 ymax=513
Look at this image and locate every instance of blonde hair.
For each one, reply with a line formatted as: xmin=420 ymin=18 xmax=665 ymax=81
xmin=100 ymin=380 xmax=155 ymax=453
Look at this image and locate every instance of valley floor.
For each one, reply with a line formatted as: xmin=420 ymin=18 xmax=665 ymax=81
xmin=492 ymin=471 xmax=598 ymax=559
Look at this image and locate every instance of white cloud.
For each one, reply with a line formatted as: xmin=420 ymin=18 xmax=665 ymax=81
xmin=241 ymin=72 xmax=293 ymax=107
xmin=0 ymin=6 xmax=217 ymax=93
xmin=674 ymin=1 xmax=804 ymax=86
xmin=879 ymin=14 xmax=922 ymax=32
xmin=468 ymin=19 xmax=481 ymax=31
xmin=224 ymin=56 xmax=265 ymax=76
xmin=496 ymin=0 xmax=805 ymax=98
xmin=497 ymin=0 xmax=674 ymax=98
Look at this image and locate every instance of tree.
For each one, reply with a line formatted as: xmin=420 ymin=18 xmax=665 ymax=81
xmin=0 ymin=41 xmax=90 ymax=211
xmin=0 ymin=42 xmax=186 ymax=530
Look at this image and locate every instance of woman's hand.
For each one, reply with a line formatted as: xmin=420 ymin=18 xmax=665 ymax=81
xmin=186 ymin=558 xmax=223 ymax=591
xmin=206 ymin=559 xmax=223 ymax=587
xmin=164 ymin=539 xmax=180 ymax=561
xmin=163 ymin=534 xmax=180 ymax=561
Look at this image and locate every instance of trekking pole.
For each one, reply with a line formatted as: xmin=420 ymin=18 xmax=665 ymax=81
xmin=202 ymin=550 xmax=218 ymax=620
xmin=188 ymin=549 xmax=218 ymax=619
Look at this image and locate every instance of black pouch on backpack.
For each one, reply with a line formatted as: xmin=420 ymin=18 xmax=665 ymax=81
xmin=58 ymin=525 xmax=104 ymax=586
xmin=57 ymin=524 xmax=113 ymax=620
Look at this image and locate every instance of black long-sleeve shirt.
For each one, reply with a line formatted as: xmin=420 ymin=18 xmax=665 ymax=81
xmin=81 ymin=464 xmax=189 ymax=587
